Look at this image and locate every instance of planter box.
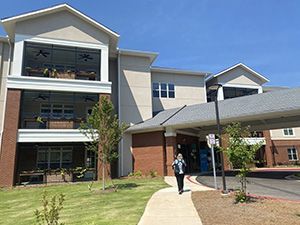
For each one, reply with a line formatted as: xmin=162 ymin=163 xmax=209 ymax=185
xmin=48 ymin=120 xmax=74 ymax=129
xmin=57 ymin=72 xmax=76 ymax=79
xmin=46 ymin=173 xmax=72 ymax=183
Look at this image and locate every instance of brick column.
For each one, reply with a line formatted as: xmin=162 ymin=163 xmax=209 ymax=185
xmin=165 ymin=130 xmax=177 ymax=176
xmin=0 ymin=89 xmax=21 ymax=187
xmin=263 ymin=130 xmax=274 ymax=167
xmin=97 ymin=93 xmax=111 ymax=180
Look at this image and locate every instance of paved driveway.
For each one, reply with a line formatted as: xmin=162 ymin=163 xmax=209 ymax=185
xmin=196 ymin=170 xmax=300 ymax=201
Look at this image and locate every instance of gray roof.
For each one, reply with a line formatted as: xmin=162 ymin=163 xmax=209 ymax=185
xmin=128 ymin=87 xmax=300 ymax=133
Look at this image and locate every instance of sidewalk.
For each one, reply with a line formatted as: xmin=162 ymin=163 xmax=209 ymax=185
xmin=138 ymin=176 xmax=213 ymax=225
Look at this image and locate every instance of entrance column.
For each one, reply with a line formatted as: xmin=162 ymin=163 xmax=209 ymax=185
xmin=263 ymin=130 xmax=274 ymax=167
xmin=0 ymin=89 xmax=22 ymax=187
xmin=165 ymin=128 xmax=177 ymax=176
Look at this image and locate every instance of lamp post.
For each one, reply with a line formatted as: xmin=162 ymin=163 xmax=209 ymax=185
xmin=208 ymin=84 xmax=227 ymax=193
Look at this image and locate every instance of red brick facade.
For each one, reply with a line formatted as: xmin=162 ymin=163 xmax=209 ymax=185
xmin=165 ymin=136 xmax=177 ymax=176
xmin=0 ymin=89 xmax=21 ymax=187
xmin=132 ymin=131 xmax=165 ymax=176
xmin=271 ymin=140 xmax=300 ymax=165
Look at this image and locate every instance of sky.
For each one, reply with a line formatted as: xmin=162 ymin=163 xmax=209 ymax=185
xmin=0 ymin=0 xmax=299 ymax=87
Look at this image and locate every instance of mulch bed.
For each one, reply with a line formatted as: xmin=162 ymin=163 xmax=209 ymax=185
xmin=192 ymin=191 xmax=300 ymax=225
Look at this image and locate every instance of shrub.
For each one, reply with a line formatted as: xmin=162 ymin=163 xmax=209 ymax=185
xmin=128 ymin=170 xmax=143 ymax=177
xmin=149 ymin=170 xmax=157 ymax=178
xmin=34 ymin=191 xmax=65 ymax=225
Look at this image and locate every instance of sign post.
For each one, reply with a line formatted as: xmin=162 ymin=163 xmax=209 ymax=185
xmin=207 ymin=134 xmax=218 ymax=189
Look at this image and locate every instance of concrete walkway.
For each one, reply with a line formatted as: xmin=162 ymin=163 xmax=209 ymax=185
xmin=138 ymin=176 xmax=213 ymax=225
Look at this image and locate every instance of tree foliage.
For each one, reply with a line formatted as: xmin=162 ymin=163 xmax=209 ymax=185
xmin=223 ymin=122 xmax=262 ymax=203
xmin=80 ymin=96 xmax=128 ymax=190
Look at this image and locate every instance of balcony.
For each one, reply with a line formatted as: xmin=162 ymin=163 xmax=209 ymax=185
xmin=20 ymin=90 xmax=98 ymax=130
xmin=23 ymin=42 xmax=100 ymax=81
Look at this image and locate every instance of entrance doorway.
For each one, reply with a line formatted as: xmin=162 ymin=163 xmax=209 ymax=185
xmin=177 ymin=144 xmax=199 ymax=173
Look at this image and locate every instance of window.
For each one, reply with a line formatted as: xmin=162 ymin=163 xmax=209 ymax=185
xmin=152 ymin=82 xmax=175 ymax=98
xmin=168 ymin=84 xmax=175 ymax=98
xmin=160 ymin=83 xmax=168 ymax=98
xmin=40 ymin=104 xmax=74 ymax=119
xmin=37 ymin=146 xmax=73 ymax=169
xmin=283 ymin=128 xmax=294 ymax=136
xmin=287 ymin=148 xmax=298 ymax=161
xmin=152 ymin=83 xmax=160 ymax=98
xmin=223 ymin=87 xmax=258 ymax=99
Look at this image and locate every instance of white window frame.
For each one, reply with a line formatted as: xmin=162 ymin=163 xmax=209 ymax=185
xmin=287 ymin=147 xmax=298 ymax=161
xmin=37 ymin=146 xmax=73 ymax=169
xmin=283 ymin=128 xmax=295 ymax=136
xmin=152 ymin=82 xmax=175 ymax=98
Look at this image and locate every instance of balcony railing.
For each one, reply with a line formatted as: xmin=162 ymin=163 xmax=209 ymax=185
xmin=20 ymin=112 xmax=87 ymax=129
xmin=24 ymin=66 xmax=98 ymax=81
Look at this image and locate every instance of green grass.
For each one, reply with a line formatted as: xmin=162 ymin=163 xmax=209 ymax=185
xmin=0 ymin=178 xmax=168 ymax=225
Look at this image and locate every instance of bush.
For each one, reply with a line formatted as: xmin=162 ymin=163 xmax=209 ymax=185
xmin=34 ymin=191 xmax=65 ymax=225
xmin=128 ymin=170 xmax=142 ymax=177
xmin=234 ymin=190 xmax=249 ymax=203
xmin=149 ymin=170 xmax=157 ymax=178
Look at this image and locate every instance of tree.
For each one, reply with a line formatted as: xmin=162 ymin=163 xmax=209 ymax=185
xmin=80 ymin=96 xmax=128 ymax=190
xmin=223 ymin=122 xmax=262 ymax=203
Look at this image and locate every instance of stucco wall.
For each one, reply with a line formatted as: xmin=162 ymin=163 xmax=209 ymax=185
xmin=270 ymin=128 xmax=300 ymax=140
xmin=119 ymin=54 xmax=153 ymax=176
xmin=15 ymin=10 xmax=110 ymax=45
xmin=216 ymin=67 xmax=264 ymax=86
xmin=151 ymin=71 xmax=206 ymax=112
xmin=0 ymin=41 xmax=11 ymax=141
xmin=119 ymin=54 xmax=152 ymax=124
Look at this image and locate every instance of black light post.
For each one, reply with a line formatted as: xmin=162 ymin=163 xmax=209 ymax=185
xmin=209 ymin=84 xmax=227 ymax=193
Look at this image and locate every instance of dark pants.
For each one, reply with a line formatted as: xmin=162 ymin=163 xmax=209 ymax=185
xmin=175 ymin=174 xmax=184 ymax=192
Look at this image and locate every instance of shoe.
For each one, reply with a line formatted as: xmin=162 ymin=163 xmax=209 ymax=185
xmin=179 ymin=190 xmax=183 ymax=195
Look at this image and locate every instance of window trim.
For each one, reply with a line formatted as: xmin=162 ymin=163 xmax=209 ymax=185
xmin=287 ymin=147 xmax=298 ymax=161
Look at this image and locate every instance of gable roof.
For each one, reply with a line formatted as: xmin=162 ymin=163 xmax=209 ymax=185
xmin=1 ymin=4 xmax=119 ymax=41
xmin=206 ymin=63 xmax=269 ymax=83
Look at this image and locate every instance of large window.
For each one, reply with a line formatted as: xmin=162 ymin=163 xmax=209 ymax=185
xmin=41 ymin=104 xmax=74 ymax=119
xmin=287 ymin=147 xmax=298 ymax=161
xmin=37 ymin=146 xmax=73 ymax=169
xmin=23 ymin=42 xmax=101 ymax=80
xmin=283 ymin=128 xmax=294 ymax=136
xmin=152 ymin=82 xmax=175 ymax=98
xmin=223 ymin=87 xmax=258 ymax=99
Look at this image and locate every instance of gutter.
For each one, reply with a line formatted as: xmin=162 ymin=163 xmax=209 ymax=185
xmin=117 ymin=49 xmax=123 ymax=177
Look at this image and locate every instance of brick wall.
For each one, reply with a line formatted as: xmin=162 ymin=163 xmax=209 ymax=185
xmin=132 ymin=131 xmax=165 ymax=176
xmin=271 ymin=140 xmax=300 ymax=165
xmin=0 ymin=89 xmax=21 ymax=187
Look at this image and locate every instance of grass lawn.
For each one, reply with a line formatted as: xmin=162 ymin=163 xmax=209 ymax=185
xmin=192 ymin=191 xmax=300 ymax=225
xmin=0 ymin=178 xmax=168 ymax=225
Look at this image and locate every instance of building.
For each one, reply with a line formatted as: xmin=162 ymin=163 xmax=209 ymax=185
xmin=0 ymin=4 xmax=299 ymax=187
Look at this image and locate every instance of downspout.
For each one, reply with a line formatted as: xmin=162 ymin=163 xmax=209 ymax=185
xmin=117 ymin=49 xmax=123 ymax=176
xmin=0 ymin=36 xmax=12 ymax=154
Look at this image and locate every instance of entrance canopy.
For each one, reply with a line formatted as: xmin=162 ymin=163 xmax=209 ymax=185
xmin=128 ymin=88 xmax=300 ymax=136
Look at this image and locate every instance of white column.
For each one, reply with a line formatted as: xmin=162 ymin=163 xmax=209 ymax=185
xmin=11 ymin=40 xmax=24 ymax=76
xmin=101 ymin=46 xmax=109 ymax=82
xmin=217 ymin=86 xmax=224 ymax=101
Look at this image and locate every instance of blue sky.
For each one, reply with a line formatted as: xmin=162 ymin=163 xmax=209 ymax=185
xmin=0 ymin=0 xmax=299 ymax=87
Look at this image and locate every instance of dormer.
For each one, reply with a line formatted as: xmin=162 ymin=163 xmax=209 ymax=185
xmin=206 ymin=63 xmax=269 ymax=101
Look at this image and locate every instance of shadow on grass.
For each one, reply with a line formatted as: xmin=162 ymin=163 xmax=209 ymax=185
xmin=115 ymin=183 xmax=139 ymax=190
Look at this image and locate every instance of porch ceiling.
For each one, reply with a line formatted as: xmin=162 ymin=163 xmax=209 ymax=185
xmin=128 ymin=87 xmax=300 ymax=134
